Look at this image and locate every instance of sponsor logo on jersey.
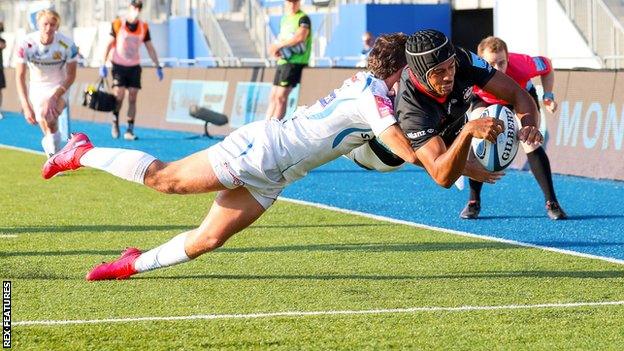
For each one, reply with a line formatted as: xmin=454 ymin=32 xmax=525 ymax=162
xmin=318 ymin=91 xmax=336 ymax=107
xmin=406 ymin=128 xmax=435 ymax=139
xmin=52 ymin=51 xmax=62 ymax=60
xmin=374 ymin=95 xmax=393 ymax=118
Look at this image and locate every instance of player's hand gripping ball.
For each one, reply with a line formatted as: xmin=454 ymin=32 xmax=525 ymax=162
xmin=471 ymin=104 xmax=519 ymax=171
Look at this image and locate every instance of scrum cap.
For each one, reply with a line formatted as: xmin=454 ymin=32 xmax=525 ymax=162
xmin=405 ymin=29 xmax=455 ymax=91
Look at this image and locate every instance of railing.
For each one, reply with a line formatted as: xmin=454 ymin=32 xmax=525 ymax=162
xmin=558 ymin=0 xmax=624 ymax=68
xmin=244 ymin=0 xmax=273 ymax=58
xmin=195 ymin=1 xmax=236 ymax=60
xmin=135 ymin=55 xmax=363 ymax=67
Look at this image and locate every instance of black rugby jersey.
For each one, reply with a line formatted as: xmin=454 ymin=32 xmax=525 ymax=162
xmin=395 ymin=47 xmax=496 ymax=149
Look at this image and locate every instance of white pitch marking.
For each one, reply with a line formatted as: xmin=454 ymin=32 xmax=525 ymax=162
xmin=0 ymin=235 xmax=17 ymax=238
xmin=0 ymin=144 xmax=45 ymax=156
xmin=14 ymin=300 xmax=624 ymax=327
xmin=279 ymin=197 xmax=624 ymax=266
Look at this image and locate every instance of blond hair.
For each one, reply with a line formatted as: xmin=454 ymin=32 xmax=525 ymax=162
xmin=36 ymin=9 xmax=61 ymax=26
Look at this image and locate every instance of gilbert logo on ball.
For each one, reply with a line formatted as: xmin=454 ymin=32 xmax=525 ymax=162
xmin=471 ymin=104 xmax=519 ymax=171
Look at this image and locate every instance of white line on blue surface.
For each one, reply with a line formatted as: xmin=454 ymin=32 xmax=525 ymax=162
xmin=280 ymin=198 xmax=624 ymax=266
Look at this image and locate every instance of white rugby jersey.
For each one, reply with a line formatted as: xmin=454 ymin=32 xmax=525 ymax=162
xmin=270 ymin=71 xmax=398 ymax=183
xmin=15 ymin=31 xmax=78 ymax=88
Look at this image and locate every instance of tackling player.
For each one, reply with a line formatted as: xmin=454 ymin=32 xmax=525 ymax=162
xmin=459 ymin=36 xmax=566 ymax=220
xmin=42 ymin=33 xmax=501 ymax=281
xmin=15 ymin=9 xmax=78 ymax=157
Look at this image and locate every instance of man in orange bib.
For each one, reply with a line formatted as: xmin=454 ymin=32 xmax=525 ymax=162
xmin=100 ymin=0 xmax=162 ymax=140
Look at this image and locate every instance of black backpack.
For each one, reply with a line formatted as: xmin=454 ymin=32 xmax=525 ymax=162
xmin=83 ymin=78 xmax=117 ymax=112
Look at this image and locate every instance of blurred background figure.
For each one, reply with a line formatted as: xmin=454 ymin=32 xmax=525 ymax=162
xmin=266 ymin=0 xmax=311 ymax=120
xmin=99 ymin=0 xmax=162 ymax=141
xmin=0 ymin=22 xmax=5 ymax=120
xmin=356 ymin=31 xmax=374 ymax=68
xmin=15 ymin=9 xmax=78 ymax=157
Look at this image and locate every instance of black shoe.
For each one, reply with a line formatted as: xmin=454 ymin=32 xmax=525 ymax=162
xmin=460 ymin=201 xmax=481 ymax=219
xmin=546 ymin=201 xmax=567 ymax=220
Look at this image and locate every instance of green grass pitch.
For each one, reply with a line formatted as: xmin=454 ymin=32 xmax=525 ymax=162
xmin=2 ymin=147 xmax=624 ymax=350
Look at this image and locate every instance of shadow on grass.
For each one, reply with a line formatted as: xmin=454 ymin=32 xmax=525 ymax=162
xmin=140 ymin=270 xmax=624 ymax=281
xmin=0 ymin=223 xmax=392 ymax=234
xmin=2 ymin=241 xmax=518 ymax=258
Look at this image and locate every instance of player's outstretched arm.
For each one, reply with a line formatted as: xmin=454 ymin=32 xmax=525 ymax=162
xmin=377 ymin=124 xmax=417 ymax=165
xmin=415 ymin=119 xmax=503 ymax=188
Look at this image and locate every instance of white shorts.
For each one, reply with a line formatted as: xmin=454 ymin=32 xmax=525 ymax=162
xmin=208 ymin=120 xmax=286 ymax=209
xmin=29 ymin=85 xmax=66 ymax=122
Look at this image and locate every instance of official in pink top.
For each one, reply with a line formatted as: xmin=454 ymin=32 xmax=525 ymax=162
xmin=460 ymin=36 xmax=566 ymax=221
xmin=100 ymin=0 xmax=162 ymax=141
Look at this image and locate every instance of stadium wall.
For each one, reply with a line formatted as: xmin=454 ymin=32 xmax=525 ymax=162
xmin=3 ymin=68 xmax=624 ymax=181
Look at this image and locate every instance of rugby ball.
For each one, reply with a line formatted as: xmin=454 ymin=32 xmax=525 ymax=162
xmin=471 ymin=104 xmax=519 ymax=172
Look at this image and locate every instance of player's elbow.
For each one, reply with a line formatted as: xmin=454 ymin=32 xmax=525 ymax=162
xmin=433 ymin=175 xmax=454 ymax=189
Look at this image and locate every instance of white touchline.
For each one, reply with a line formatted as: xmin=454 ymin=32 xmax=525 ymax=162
xmin=280 ymin=198 xmax=624 ymax=266
xmin=0 ymin=144 xmax=45 ymax=156
xmin=0 ymin=235 xmax=17 ymax=238
xmin=14 ymin=300 xmax=624 ymax=327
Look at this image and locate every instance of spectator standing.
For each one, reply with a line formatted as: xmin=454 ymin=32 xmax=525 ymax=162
xmin=100 ymin=0 xmax=163 ymax=140
xmin=356 ymin=31 xmax=374 ymax=67
xmin=266 ymin=0 xmax=312 ymax=120
xmin=0 ymin=22 xmax=5 ymax=119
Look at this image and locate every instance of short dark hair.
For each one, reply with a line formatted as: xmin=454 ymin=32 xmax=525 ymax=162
xmin=478 ymin=36 xmax=508 ymax=56
xmin=367 ymin=32 xmax=407 ymax=80
xmin=130 ymin=0 xmax=143 ymax=10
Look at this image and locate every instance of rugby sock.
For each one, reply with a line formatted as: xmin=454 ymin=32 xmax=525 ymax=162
xmin=41 ymin=134 xmax=56 ymax=157
xmin=52 ymin=131 xmax=62 ymax=153
xmin=112 ymin=105 xmax=120 ymax=123
xmin=468 ymin=178 xmax=483 ymax=202
xmin=133 ymin=231 xmax=191 ymax=272
xmin=80 ymin=148 xmax=156 ymax=184
xmin=127 ymin=120 xmax=135 ymax=133
xmin=527 ymin=146 xmax=557 ymax=202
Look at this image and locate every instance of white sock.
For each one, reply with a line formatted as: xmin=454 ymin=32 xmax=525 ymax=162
xmin=52 ymin=131 xmax=62 ymax=153
xmin=134 ymin=231 xmax=191 ymax=273
xmin=41 ymin=134 xmax=56 ymax=157
xmin=79 ymin=147 xmax=156 ymax=184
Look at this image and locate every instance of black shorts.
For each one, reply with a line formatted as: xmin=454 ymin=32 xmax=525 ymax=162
xmin=112 ymin=63 xmax=142 ymax=89
xmin=273 ymin=63 xmax=306 ymax=87
xmin=0 ymin=69 xmax=5 ymax=89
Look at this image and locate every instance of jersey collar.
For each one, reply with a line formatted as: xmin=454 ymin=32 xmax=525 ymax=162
xmin=407 ymin=68 xmax=448 ymax=104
